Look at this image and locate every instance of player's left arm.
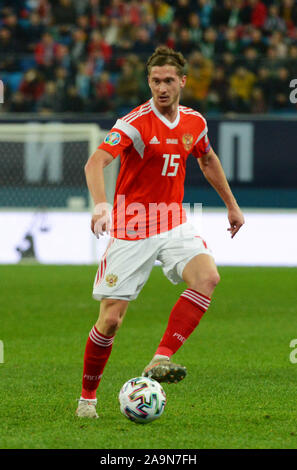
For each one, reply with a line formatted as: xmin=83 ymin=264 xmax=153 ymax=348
xmin=198 ymin=147 xmax=245 ymax=238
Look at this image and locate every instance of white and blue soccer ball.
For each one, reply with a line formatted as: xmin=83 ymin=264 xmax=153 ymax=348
xmin=119 ymin=377 xmax=166 ymax=424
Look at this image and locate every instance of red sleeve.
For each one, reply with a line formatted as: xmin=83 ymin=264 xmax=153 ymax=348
xmin=192 ymin=133 xmax=211 ymax=159
xmin=98 ymin=129 xmax=133 ymax=159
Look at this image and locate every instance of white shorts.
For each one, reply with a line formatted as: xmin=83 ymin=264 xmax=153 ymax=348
xmin=92 ymin=222 xmax=214 ymax=302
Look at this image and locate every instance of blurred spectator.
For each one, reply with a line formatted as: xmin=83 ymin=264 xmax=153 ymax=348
xmin=229 ymin=66 xmax=256 ymax=102
xmin=143 ymin=0 xmax=174 ymax=26
xmin=51 ymin=0 xmax=77 ymax=26
xmin=207 ymin=66 xmax=229 ymax=112
xmin=88 ymin=30 xmax=112 ymax=62
xmin=255 ymin=66 xmax=273 ymax=107
xmin=117 ymin=13 xmax=137 ymax=44
xmin=115 ymin=61 xmax=141 ymax=112
xmin=165 ymin=20 xmax=179 ymax=49
xmin=200 ymin=27 xmax=220 ymax=60
xmin=86 ymin=50 xmax=105 ymax=80
xmin=0 ymin=28 xmax=18 ymax=71
xmin=220 ymin=51 xmax=238 ymax=78
xmin=61 ymin=85 xmax=84 ymax=111
xmin=182 ymin=51 xmax=213 ymax=112
xmin=287 ymin=44 xmax=297 ymax=75
xmin=243 ymin=27 xmax=268 ymax=55
xmin=2 ymin=11 xmax=26 ymax=51
xmin=70 ymin=28 xmax=87 ymax=63
xmin=8 ymin=91 xmax=32 ymax=112
xmin=131 ymin=27 xmax=156 ymax=57
xmin=55 ymin=44 xmax=72 ymax=72
xmin=264 ymin=4 xmax=287 ymax=34
xmin=271 ymin=67 xmax=291 ymax=110
xmin=141 ymin=11 xmax=157 ymax=40
xmin=76 ymin=14 xmax=92 ymax=34
xmin=268 ymin=31 xmax=288 ymax=59
xmin=36 ymin=0 xmax=52 ymax=23
xmin=218 ymin=27 xmax=241 ymax=56
xmin=54 ymin=66 xmax=71 ymax=99
xmin=75 ymin=0 xmax=102 ymax=27
xmin=279 ymin=0 xmax=297 ymax=31
xmin=37 ymin=80 xmax=61 ymax=113
xmin=250 ymin=0 xmax=267 ymax=28
xmin=249 ymin=87 xmax=268 ymax=113
xmin=25 ymin=12 xmax=45 ymax=51
xmin=125 ymin=0 xmax=142 ymax=26
xmin=224 ymin=88 xmax=251 ymax=113
xmin=174 ymin=0 xmax=192 ymax=27
xmin=19 ymin=69 xmax=45 ymax=109
xmin=75 ymin=62 xmax=91 ymax=99
xmin=72 ymin=0 xmax=91 ymax=16
xmin=104 ymin=17 xmax=121 ymax=46
xmin=227 ymin=0 xmax=246 ymax=29
xmin=176 ymin=28 xmax=196 ymax=57
xmin=212 ymin=0 xmax=233 ymax=28
xmin=196 ymin=0 xmax=213 ymax=29
xmin=188 ymin=13 xmax=203 ymax=46
xmin=104 ymin=0 xmax=126 ymax=19
xmin=241 ymin=46 xmax=259 ymax=73
xmin=265 ymin=45 xmax=282 ymax=73
xmin=90 ymin=71 xmax=115 ymax=112
xmin=35 ymin=32 xmax=58 ymax=69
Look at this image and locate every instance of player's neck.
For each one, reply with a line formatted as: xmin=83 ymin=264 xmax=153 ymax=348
xmin=152 ymin=98 xmax=179 ymax=123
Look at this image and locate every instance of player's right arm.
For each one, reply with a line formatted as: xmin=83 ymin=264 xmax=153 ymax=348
xmin=84 ymin=148 xmax=113 ymax=237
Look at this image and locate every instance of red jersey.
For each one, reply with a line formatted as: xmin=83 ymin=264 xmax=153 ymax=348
xmin=98 ymin=98 xmax=211 ymax=239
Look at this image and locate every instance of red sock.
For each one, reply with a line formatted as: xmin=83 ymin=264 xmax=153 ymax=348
xmin=155 ymin=289 xmax=211 ymax=357
xmin=81 ymin=326 xmax=114 ymax=399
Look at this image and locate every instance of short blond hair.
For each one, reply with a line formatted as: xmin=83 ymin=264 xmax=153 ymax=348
xmin=147 ymin=46 xmax=187 ymax=77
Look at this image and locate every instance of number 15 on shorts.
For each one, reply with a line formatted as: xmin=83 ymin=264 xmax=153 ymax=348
xmin=162 ymin=154 xmax=180 ymax=176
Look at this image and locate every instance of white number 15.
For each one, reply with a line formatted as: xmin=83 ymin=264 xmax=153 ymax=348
xmin=161 ymin=154 xmax=180 ymax=176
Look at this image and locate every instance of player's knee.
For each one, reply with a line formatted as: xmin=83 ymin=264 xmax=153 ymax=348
xmin=103 ymin=313 xmax=122 ymax=334
xmin=210 ymin=271 xmax=220 ymax=288
xmin=98 ymin=299 xmax=128 ymax=335
xmin=204 ymin=271 xmax=220 ymax=292
xmin=190 ymin=270 xmax=220 ymax=295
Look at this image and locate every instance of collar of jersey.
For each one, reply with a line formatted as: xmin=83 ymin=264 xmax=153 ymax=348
xmin=150 ymin=98 xmax=180 ymax=129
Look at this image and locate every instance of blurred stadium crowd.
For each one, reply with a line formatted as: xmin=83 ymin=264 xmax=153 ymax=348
xmin=0 ymin=0 xmax=296 ymax=115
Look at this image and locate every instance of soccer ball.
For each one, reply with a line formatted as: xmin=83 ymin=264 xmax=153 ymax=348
xmin=118 ymin=376 xmax=166 ymax=424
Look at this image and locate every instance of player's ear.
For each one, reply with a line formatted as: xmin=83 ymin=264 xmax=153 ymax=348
xmin=180 ymin=75 xmax=187 ymax=88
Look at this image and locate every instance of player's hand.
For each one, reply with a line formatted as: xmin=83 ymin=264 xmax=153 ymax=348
xmin=227 ymin=207 xmax=245 ymax=238
xmin=91 ymin=203 xmax=112 ymax=238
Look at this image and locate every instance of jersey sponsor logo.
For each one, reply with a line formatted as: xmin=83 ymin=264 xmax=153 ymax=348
xmin=105 ymin=273 xmax=118 ymax=287
xmin=166 ymin=138 xmax=178 ymax=144
xmin=182 ymin=133 xmax=194 ymax=151
xmin=149 ymin=136 xmax=160 ymax=144
xmin=104 ymin=131 xmax=121 ymax=146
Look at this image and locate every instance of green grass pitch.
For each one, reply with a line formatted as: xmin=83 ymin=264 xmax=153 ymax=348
xmin=0 ymin=265 xmax=296 ymax=449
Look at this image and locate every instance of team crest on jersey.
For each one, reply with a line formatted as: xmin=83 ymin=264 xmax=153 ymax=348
xmin=182 ymin=133 xmax=194 ymax=151
xmin=104 ymin=132 xmax=121 ymax=146
xmin=105 ymin=273 xmax=118 ymax=287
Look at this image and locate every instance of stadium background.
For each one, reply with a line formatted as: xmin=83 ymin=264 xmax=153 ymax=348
xmin=0 ymin=0 xmax=297 ymax=451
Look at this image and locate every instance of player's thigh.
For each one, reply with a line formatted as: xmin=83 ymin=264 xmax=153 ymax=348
xmin=182 ymin=253 xmax=220 ymax=292
xmin=93 ymin=237 xmax=157 ymax=302
xmin=158 ymin=223 xmax=215 ymax=286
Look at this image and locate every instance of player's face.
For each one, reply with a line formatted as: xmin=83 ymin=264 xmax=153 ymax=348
xmin=148 ymin=65 xmax=186 ymax=111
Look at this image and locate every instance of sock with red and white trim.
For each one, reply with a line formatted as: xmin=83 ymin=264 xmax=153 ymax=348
xmin=81 ymin=325 xmax=114 ymax=400
xmin=155 ymin=288 xmax=211 ymax=357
